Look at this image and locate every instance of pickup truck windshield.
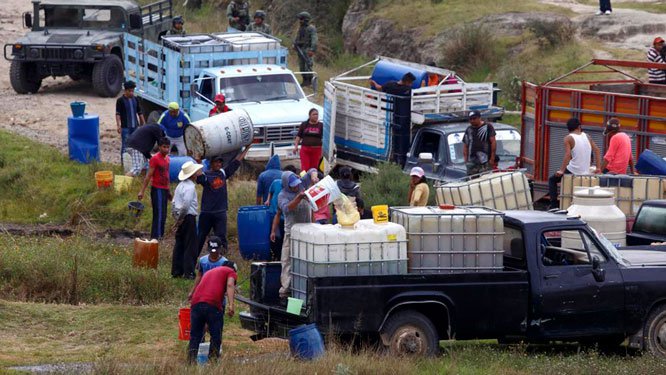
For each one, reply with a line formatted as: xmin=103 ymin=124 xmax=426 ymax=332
xmin=42 ymin=6 xmax=125 ymax=29
xmin=219 ymin=74 xmax=303 ymax=103
xmin=633 ymin=206 xmax=666 ymax=235
xmin=447 ymin=129 xmax=521 ymax=164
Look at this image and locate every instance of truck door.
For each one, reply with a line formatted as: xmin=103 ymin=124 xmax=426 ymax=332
xmin=322 ymin=81 xmax=337 ymax=169
xmin=535 ymin=228 xmax=624 ymax=338
xmin=190 ymin=74 xmax=216 ymax=121
xmin=405 ymin=130 xmax=445 ymax=179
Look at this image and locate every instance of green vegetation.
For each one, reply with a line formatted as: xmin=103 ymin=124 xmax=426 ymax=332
xmin=360 ymin=162 xmax=436 ymax=207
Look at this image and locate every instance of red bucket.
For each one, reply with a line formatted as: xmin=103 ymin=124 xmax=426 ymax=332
xmin=178 ymin=308 xmax=191 ymax=341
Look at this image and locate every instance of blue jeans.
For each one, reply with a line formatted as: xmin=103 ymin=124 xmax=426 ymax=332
xmin=120 ymin=127 xmax=136 ymax=154
xmin=188 ymin=302 xmax=224 ymax=364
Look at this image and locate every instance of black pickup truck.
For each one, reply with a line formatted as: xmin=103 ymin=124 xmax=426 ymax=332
xmin=239 ymin=211 xmax=666 ymax=357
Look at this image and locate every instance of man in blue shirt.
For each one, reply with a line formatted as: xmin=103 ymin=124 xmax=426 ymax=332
xmin=189 ymin=236 xmax=229 ymax=298
xmin=115 ymin=81 xmax=145 ymax=155
xmin=158 ymin=102 xmax=191 ymax=156
xmin=256 ymin=154 xmax=282 ymax=205
xmin=196 ymin=146 xmax=251 ymax=254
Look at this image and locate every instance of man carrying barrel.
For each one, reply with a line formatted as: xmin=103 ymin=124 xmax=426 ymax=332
xmin=158 ymin=102 xmax=191 ymax=156
xmin=196 ymin=145 xmax=252 ymax=255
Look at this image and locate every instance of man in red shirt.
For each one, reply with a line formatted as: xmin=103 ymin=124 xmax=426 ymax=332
xmin=138 ymin=138 xmax=172 ymax=239
xmin=602 ymin=118 xmax=635 ymax=175
xmin=188 ymin=261 xmax=237 ymax=364
xmin=209 ymin=94 xmax=231 ymax=117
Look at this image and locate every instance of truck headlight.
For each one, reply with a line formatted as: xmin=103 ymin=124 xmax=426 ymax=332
xmin=29 ymin=48 xmax=39 ymax=58
xmin=73 ymin=49 xmax=84 ymax=59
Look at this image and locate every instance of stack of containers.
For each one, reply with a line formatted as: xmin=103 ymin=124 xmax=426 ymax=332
xmin=390 ymin=206 xmax=505 ymax=274
xmin=162 ymin=34 xmax=230 ymax=54
xmin=435 ymin=171 xmax=533 ymax=210
xmin=559 ymin=174 xmax=666 ymax=217
xmin=212 ymin=32 xmax=282 ymax=65
xmin=290 ymin=220 xmax=408 ymax=301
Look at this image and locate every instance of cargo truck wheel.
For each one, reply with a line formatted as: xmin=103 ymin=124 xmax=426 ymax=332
xmin=10 ymin=61 xmax=41 ymax=94
xmin=644 ymin=305 xmax=666 ymax=358
xmin=381 ymin=311 xmax=439 ymax=357
xmin=92 ymin=55 xmax=123 ymax=97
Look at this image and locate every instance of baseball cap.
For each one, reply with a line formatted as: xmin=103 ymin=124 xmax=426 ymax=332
xmin=208 ymin=236 xmax=222 ymax=252
xmin=469 ymin=110 xmax=481 ymax=119
xmin=168 ymin=102 xmax=179 ymax=110
xmin=288 ymin=173 xmax=302 ymax=187
xmin=603 ymin=118 xmax=621 ymax=135
xmin=655 ymin=37 xmax=665 ymax=45
xmin=410 ymin=166 xmax=425 ymax=178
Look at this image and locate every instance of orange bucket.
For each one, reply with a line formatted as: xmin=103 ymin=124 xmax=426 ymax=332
xmin=133 ymin=238 xmax=159 ymax=269
xmin=94 ymin=171 xmax=113 ymax=189
xmin=178 ymin=308 xmax=191 ymax=341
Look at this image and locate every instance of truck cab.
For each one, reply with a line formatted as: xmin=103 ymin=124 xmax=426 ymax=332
xmin=190 ymin=65 xmax=323 ymax=162
xmin=627 ymin=200 xmax=666 ymax=246
xmin=404 ymin=121 xmax=521 ymax=182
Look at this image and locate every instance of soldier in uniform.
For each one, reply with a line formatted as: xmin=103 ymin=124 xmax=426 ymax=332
xmin=227 ymin=0 xmax=251 ymax=31
xmin=166 ymin=16 xmax=186 ymax=36
xmin=246 ymin=10 xmax=272 ymax=35
xmin=294 ymin=12 xmax=317 ymax=87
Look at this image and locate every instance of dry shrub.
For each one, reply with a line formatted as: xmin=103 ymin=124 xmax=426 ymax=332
xmin=526 ymin=19 xmax=576 ymax=48
xmin=440 ymin=24 xmax=499 ymax=77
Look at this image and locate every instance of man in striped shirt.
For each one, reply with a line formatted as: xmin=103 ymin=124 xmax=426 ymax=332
xmin=647 ymin=37 xmax=666 ymax=84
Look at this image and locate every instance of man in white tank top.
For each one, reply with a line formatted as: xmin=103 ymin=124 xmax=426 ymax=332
xmin=548 ymin=118 xmax=601 ymax=209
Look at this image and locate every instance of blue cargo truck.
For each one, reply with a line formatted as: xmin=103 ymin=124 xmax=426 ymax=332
xmin=123 ymin=31 xmax=322 ymax=162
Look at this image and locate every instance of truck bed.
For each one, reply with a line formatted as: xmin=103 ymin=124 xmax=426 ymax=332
xmin=239 ymin=268 xmax=530 ymax=340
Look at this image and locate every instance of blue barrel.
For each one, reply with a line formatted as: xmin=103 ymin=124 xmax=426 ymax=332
xmin=289 ymin=324 xmax=325 ymax=360
xmin=370 ymin=60 xmax=428 ymax=89
xmin=68 ymin=115 xmax=99 ymax=163
xmin=169 ymin=156 xmax=195 ymax=182
xmin=636 ymin=149 xmax=666 ymax=176
xmin=237 ymin=206 xmax=271 ymax=260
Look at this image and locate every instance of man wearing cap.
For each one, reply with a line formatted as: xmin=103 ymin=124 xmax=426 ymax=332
xmin=166 ymin=16 xmax=186 ymax=36
xmin=227 ymin=0 xmax=250 ymax=31
xmin=189 ymin=236 xmax=229 ymax=300
xmin=158 ymin=102 xmax=191 ymax=156
xmin=463 ymin=110 xmax=496 ymax=177
xmin=172 ymin=161 xmax=204 ymax=279
xmin=196 ymin=145 xmax=252 ymax=255
xmin=602 ymin=118 xmax=635 ymax=175
xmin=273 ymin=171 xmax=312 ymax=300
xmin=187 ymin=261 xmax=237 ymax=364
xmin=209 ymin=94 xmax=231 ymax=117
xmin=138 ymin=137 xmax=172 ymax=239
xmin=647 ymin=37 xmax=666 ymax=84
xmin=409 ymin=166 xmax=429 ymax=206
xmin=116 ymin=81 xmax=145 ymax=155
xmin=294 ymin=11 xmax=317 ymax=87
xmin=246 ymin=10 xmax=271 ymax=35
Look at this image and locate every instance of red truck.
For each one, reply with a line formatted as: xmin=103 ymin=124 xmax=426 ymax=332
xmin=520 ymin=59 xmax=666 ymax=202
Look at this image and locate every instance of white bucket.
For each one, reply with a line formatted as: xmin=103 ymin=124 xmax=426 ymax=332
xmin=184 ymin=109 xmax=254 ymax=159
xmin=304 ymin=176 xmax=342 ymax=211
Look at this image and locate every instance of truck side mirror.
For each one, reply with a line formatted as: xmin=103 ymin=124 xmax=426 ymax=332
xmin=129 ymin=13 xmax=142 ymax=30
xmin=591 ymin=256 xmax=605 ymax=282
xmin=190 ymin=83 xmax=198 ymax=97
xmin=23 ymin=12 xmax=33 ymax=29
xmin=419 ymin=153 xmax=433 ymax=163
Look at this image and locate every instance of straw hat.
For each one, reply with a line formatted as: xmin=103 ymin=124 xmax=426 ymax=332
xmin=178 ymin=161 xmax=203 ymax=181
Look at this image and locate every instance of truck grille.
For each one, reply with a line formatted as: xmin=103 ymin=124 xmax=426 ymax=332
xmin=264 ymin=125 xmax=299 ymax=143
xmin=42 ymin=48 xmax=76 ymax=60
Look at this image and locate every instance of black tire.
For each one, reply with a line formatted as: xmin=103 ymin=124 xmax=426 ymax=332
xmin=644 ymin=305 xmax=666 ymax=358
xmin=10 ymin=61 xmax=41 ymax=94
xmin=380 ymin=310 xmax=439 ymax=357
xmin=92 ymin=54 xmax=123 ymax=97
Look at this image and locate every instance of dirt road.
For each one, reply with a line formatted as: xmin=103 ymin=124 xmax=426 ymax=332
xmin=0 ymin=0 xmax=121 ymax=164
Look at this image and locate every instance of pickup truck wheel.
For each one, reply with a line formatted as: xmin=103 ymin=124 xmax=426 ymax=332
xmin=644 ymin=305 xmax=666 ymax=358
xmin=92 ymin=55 xmax=123 ymax=97
xmin=10 ymin=61 xmax=41 ymax=94
xmin=381 ymin=311 xmax=439 ymax=357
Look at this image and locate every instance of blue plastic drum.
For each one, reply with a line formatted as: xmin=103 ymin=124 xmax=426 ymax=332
xmin=169 ymin=156 xmax=195 ymax=182
xmin=370 ymin=60 xmax=428 ymax=89
xmin=237 ymin=206 xmax=271 ymax=260
xmin=289 ymin=324 xmax=325 ymax=360
xmin=67 ymin=115 xmax=100 ymax=163
xmin=636 ymin=149 xmax=666 ymax=175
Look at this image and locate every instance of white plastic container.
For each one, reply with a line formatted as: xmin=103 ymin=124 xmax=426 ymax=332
xmin=436 ymin=171 xmax=533 ymax=210
xmin=564 ymin=186 xmax=627 ymax=248
xmin=184 ymin=109 xmax=254 ymax=158
xmin=213 ymin=32 xmax=281 ymax=65
xmin=391 ymin=206 xmax=504 ymax=273
xmin=304 ymin=176 xmax=342 ymax=211
xmin=290 ymin=221 xmax=408 ymax=301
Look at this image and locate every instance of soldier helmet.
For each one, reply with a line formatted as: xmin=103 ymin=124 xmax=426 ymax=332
xmin=254 ymin=10 xmax=266 ymax=19
xmin=297 ymin=11 xmax=312 ymax=21
xmin=172 ymin=16 xmax=184 ymax=25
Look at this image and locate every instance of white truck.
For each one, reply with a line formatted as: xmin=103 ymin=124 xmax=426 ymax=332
xmin=322 ymin=57 xmax=513 ymax=179
xmin=124 ymin=31 xmax=322 ymax=162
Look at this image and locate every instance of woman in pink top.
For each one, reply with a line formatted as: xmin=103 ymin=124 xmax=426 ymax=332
xmin=602 ymin=118 xmax=635 ymax=175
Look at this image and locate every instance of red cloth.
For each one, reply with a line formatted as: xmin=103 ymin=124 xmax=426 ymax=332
xmin=604 ymin=132 xmax=632 ymax=174
xmin=300 ymin=146 xmax=322 ymax=171
xmin=190 ymin=266 xmax=237 ymax=311
xmin=149 ymin=153 xmax=170 ymax=189
xmin=209 ymin=106 xmax=230 ymax=117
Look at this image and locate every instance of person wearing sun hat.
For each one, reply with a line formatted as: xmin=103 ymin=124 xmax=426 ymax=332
xmin=408 ymin=166 xmax=429 ymax=207
xmin=171 ymin=161 xmax=204 ymax=279
xmin=158 ymin=101 xmax=191 ymax=156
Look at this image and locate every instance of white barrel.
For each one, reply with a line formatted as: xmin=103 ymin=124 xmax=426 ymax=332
xmin=565 ymin=186 xmax=626 ymax=247
xmin=184 ymin=109 xmax=254 ymax=159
